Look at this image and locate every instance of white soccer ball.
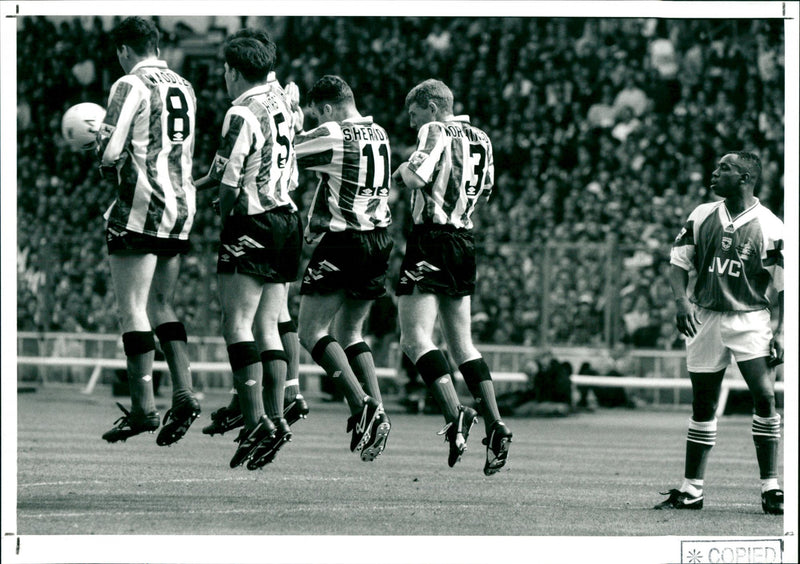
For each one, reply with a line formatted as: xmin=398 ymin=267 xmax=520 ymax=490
xmin=61 ymin=103 xmax=106 ymax=151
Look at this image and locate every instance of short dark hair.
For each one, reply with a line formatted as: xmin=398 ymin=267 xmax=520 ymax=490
xmin=229 ymin=27 xmax=273 ymax=47
xmin=224 ymin=37 xmax=274 ymax=83
xmin=307 ymin=75 xmax=355 ymax=108
xmin=111 ymin=17 xmax=159 ymax=56
xmin=731 ymin=150 xmax=762 ymax=190
xmin=405 ymin=79 xmax=453 ymax=112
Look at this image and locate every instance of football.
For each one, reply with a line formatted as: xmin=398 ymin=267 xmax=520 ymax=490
xmin=61 ymin=103 xmax=106 ymax=151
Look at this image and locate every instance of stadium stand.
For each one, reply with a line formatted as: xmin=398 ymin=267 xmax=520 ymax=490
xmin=16 ymin=16 xmax=785 ymax=351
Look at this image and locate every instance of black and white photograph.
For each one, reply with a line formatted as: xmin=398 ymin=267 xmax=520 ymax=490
xmin=1 ymin=2 xmax=797 ymax=563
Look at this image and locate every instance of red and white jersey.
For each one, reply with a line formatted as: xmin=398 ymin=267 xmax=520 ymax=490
xmin=98 ymin=59 xmax=197 ymax=239
xmin=295 ymin=117 xmax=392 ymax=234
xmin=671 ymin=199 xmax=784 ymax=312
xmin=406 ymin=115 xmax=494 ymax=229
xmin=208 ymin=84 xmax=297 ymax=215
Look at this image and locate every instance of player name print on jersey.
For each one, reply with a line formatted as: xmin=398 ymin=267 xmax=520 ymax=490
xmin=98 ymin=59 xmax=197 ymax=240
xmin=296 ymin=117 xmax=392 ymax=234
xmin=211 ymin=84 xmax=297 ymax=215
xmin=407 ymin=115 xmax=494 ymax=229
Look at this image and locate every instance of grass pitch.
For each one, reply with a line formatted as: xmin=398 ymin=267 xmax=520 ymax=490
xmin=8 ymin=386 xmax=789 ymax=563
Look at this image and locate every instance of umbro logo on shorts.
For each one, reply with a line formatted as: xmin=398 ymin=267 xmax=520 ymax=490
xmin=306 ymin=259 xmax=341 ymax=281
xmin=404 ymin=260 xmax=440 ymax=281
xmin=222 ymin=235 xmax=265 ymax=258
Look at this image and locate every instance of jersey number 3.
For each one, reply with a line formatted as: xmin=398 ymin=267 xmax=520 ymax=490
xmin=465 ymin=144 xmax=487 ymax=197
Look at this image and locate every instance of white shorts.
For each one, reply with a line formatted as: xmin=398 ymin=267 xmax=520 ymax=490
xmin=685 ymin=307 xmax=772 ymax=373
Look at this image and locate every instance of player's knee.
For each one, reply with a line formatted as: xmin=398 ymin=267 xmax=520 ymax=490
xmin=298 ymin=325 xmax=323 ymax=351
xmin=752 ymin=391 xmax=776 ymax=417
xmin=691 ymin=398 xmax=718 ymax=422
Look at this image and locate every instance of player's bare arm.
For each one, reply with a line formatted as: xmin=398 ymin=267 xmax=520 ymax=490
xmin=218 ymin=182 xmax=239 ymax=223
xmin=668 ymin=264 xmax=700 ymax=338
xmin=194 ymin=175 xmax=219 ymax=192
xmin=393 ymin=162 xmax=424 ymax=190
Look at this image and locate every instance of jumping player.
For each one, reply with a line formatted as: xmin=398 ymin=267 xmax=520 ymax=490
xmin=202 ymin=28 xmax=308 ymax=438
xmin=195 ymin=36 xmax=302 ymax=470
xmin=99 ymin=16 xmax=201 ymax=446
xmin=392 ymin=79 xmax=512 ymax=475
xmin=295 ymin=75 xmax=393 ymax=461
xmin=656 ymin=151 xmax=784 ymax=514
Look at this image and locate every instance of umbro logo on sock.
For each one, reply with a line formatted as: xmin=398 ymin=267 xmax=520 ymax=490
xmin=245 ymin=379 xmax=257 ymax=387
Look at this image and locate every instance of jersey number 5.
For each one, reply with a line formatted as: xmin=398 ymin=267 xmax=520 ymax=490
xmin=273 ymin=112 xmax=291 ymax=169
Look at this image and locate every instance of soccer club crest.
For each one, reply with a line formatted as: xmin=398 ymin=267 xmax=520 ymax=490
xmin=721 ymin=236 xmax=732 ymax=251
xmin=211 ymin=155 xmax=229 ymax=178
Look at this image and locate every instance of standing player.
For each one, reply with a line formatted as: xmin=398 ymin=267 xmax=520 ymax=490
xmin=656 ymin=151 xmax=784 ymax=514
xmin=295 ymin=75 xmax=393 ymax=462
xmin=195 ymin=36 xmax=302 ymax=470
xmin=202 ymin=28 xmax=308 ymax=438
xmin=391 ymin=79 xmax=512 ymax=475
xmin=98 ymin=16 xmax=201 ymax=446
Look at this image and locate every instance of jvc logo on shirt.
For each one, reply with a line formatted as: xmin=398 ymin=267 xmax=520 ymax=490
xmin=709 ymin=257 xmax=742 ymax=277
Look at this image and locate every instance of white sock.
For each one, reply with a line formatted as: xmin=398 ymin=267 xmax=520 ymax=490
xmin=681 ymin=478 xmax=703 ymax=496
xmin=761 ymin=478 xmax=780 ymax=493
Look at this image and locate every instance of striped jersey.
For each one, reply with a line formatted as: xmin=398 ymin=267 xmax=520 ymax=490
xmin=208 ymin=83 xmax=297 ymax=215
xmin=295 ymin=117 xmax=392 ymax=234
xmin=98 ymin=59 xmax=197 ymax=239
xmin=406 ymin=115 xmax=494 ymax=229
xmin=670 ymin=199 xmax=784 ymax=312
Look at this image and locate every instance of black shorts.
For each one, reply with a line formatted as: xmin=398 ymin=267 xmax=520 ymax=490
xmin=106 ymin=225 xmax=190 ymax=257
xmin=300 ymin=229 xmax=393 ymax=299
xmin=396 ymin=224 xmax=476 ymax=297
xmin=217 ymin=207 xmax=302 ymax=284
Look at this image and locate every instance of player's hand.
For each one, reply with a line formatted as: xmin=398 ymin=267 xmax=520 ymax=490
xmin=285 ymin=81 xmax=300 ymax=110
xmin=99 ymin=165 xmax=117 ymax=182
xmin=768 ymin=332 xmax=784 ymax=367
xmin=304 ymin=231 xmax=323 ymax=245
xmin=210 ymin=197 xmax=221 ymax=216
xmin=674 ymin=298 xmax=700 ymax=338
xmin=391 ymin=164 xmax=407 ymax=187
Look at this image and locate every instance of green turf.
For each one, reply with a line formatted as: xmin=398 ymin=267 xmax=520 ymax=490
xmin=14 ymin=387 xmax=785 ymax=539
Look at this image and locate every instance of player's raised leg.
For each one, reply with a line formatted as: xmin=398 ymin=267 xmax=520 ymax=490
xmin=334 ymin=297 xmax=391 ymax=461
xmin=220 ymin=272 xmax=277 ymax=467
xmin=440 ymin=294 xmax=511 ymax=475
xmin=103 ymin=253 xmax=161 ymax=443
xmin=299 ymin=292 xmax=379 ymax=454
xmin=399 ymin=292 xmax=473 ymax=467
xmin=279 ymin=286 xmax=308 ymax=425
xmin=148 ymin=253 xmax=201 ymax=446
xmin=248 ymin=283 xmax=293 ymax=470
xmin=335 ymin=297 xmax=383 ymax=402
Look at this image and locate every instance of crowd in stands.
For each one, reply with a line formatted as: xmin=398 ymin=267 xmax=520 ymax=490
xmin=16 ymin=16 xmax=786 ymax=352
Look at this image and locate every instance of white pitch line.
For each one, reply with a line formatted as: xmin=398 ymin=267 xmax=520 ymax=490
xmin=23 ymin=507 xmax=276 ymax=519
xmin=18 ymin=474 xmax=358 ymax=488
